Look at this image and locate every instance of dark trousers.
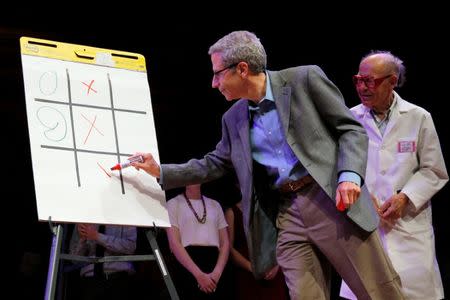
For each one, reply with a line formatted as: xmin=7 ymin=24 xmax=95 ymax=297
xmin=77 ymin=271 xmax=132 ymax=300
xmin=174 ymin=246 xmax=228 ymax=300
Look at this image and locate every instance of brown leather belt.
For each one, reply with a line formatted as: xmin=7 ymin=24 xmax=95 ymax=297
xmin=278 ymin=175 xmax=314 ymax=194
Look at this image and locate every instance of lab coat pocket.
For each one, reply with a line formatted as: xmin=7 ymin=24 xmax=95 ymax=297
xmin=399 ymin=202 xmax=432 ymax=234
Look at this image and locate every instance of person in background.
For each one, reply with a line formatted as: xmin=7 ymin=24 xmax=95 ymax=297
xmin=132 ymin=30 xmax=404 ymax=299
xmin=166 ymin=184 xmax=229 ymax=300
xmin=69 ymin=223 xmax=137 ymax=300
xmin=340 ymin=50 xmax=448 ymax=300
xmin=225 ymin=200 xmax=289 ymax=300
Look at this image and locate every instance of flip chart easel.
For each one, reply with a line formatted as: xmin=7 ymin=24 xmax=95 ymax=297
xmin=45 ymin=221 xmax=179 ymax=300
xmin=20 ymin=37 xmax=179 ymax=299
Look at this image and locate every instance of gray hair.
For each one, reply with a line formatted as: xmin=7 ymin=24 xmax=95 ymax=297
xmin=208 ymin=30 xmax=267 ymax=74
xmin=362 ymin=50 xmax=406 ymax=87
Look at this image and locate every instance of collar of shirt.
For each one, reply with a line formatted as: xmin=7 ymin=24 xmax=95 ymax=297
xmin=248 ymin=71 xmax=275 ymax=112
xmin=370 ymin=95 xmax=397 ymax=123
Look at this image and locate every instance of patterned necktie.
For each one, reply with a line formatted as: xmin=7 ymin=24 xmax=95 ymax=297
xmin=258 ymin=99 xmax=275 ymax=114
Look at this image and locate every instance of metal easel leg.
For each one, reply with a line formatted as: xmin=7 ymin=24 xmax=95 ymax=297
xmin=146 ymin=223 xmax=179 ymax=300
xmin=44 ymin=217 xmax=63 ymax=300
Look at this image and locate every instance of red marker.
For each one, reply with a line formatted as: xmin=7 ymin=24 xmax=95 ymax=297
xmin=110 ymin=155 xmax=144 ymax=171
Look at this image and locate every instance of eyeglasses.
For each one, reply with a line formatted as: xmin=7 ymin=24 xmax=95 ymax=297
xmin=352 ymin=74 xmax=393 ymax=89
xmin=213 ymin=63 xmax=239 ymax=78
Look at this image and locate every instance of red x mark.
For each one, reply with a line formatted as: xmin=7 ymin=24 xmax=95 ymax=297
xmin=97 ymin=162 xmax=111 ymax=178
xmin=81 ymin=114 xmax=104 ymax=144
xmin=82 ymin=79 xmax=97 ymax=95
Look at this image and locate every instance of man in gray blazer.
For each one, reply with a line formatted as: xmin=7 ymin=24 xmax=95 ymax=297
xmin=134 ymin=31 xmax=404 ymax=300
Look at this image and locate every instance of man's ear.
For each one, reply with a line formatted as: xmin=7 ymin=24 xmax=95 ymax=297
xmin=390 ymin=75 xmax=399 ymax=87
xmin=237 ymin=61 xmax=249 ymax=77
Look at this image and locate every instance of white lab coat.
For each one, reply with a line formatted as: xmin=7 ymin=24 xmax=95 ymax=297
xmin=340 ymin=92 xmax=448 ymax=300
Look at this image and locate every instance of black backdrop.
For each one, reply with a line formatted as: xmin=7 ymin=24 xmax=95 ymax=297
xmin=2 ymin=7 xmax=449 ymax=299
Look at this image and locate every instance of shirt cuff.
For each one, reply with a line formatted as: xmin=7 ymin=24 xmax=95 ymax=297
xmin=338 ymin=171 xmax=361 ymax=186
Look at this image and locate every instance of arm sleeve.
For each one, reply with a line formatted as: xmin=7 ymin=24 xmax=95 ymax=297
xmin=97 ymin=226 xmax=137 ymax=255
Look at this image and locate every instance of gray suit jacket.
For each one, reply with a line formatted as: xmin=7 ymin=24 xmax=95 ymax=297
xmin=161 ymin=65 xmax=379 ymax=278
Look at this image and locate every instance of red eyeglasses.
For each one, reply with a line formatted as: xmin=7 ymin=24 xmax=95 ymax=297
xmin=353 ymin=74 xmax=393 ymax=89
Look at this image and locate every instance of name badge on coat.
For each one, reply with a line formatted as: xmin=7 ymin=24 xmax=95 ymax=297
xmin=397 ymin=140 xmax=416 ymax=153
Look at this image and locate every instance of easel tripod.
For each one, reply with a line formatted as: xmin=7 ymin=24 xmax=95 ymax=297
xmin=44 ymin=218 xmax=179 ymax=300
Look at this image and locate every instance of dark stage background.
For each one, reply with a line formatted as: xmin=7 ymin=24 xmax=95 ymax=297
xmin=2 ymin=8 xmax=449 ymax=299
